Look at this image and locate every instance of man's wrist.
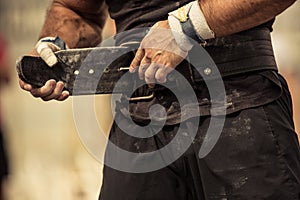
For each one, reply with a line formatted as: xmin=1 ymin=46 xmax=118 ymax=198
xmin=189 ymin=1 xmax=215 ymax=40
xmin=168 ymin=1 xmax=215 ymax=50
xmin=168 ymin=15 xmax=194 ymax=52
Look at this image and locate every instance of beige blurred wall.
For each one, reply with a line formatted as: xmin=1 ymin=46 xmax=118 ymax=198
xmin=0 ymin=1 xmax=115 ymax=199
xmin=0 ymin=1 xmax=299 ymax=200
xmin=272 ymin=2 xmax=300 ymax=134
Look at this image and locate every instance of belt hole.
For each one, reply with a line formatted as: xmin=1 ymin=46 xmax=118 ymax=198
xmin=74 ymin=70 xmax=80 ymax=75
xmin=89 ymin=69 xmax=94 ymax=74
xmin=204 ymin=67 xmax=212 ymax=75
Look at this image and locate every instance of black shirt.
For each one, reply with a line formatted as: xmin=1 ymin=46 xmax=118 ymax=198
xmin=105 ymin=0 xmax=282 ymax=125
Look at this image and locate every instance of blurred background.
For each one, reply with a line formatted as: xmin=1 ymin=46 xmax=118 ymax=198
xmin=0 ymin=0 xmax=299 ymax=199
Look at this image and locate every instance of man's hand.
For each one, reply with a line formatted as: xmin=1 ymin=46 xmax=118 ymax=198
xmin=129 ymin=20 xmax=188 ymax=88
xmin=19 ymin=79 xmax=69 ymax=101
xmin=18 ymin=37 xmax=69 ymax=101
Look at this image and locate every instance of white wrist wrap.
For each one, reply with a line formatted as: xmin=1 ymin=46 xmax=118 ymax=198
xmin=189 ymin=1 xmax=215 ymax=40
xmin=35 ymin=37 xmax=60 ymax=67
xmin=168 ymin=15 xmax=194 ymax=52
xmin=168 ymin=0 xmax=215 ymax=50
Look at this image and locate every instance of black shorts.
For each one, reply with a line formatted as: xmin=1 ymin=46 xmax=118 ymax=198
xmin=99 ymin=80 xmax=300 ymax=200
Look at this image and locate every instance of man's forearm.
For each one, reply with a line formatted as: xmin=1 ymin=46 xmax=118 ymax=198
xmin=38 ymin=0 xmax=108 ymax=48
xmin=199 ymin=0 xmax=296 ymax=37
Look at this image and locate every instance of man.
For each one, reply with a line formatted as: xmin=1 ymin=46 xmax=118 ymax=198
xmin=19 ymin=0 xmax=300 ymax=199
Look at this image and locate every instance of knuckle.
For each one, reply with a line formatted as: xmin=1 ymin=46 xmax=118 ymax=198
xmin=130 ymin=63 xmax=136 ymax=68
xmin=56 ymin=95 xmax=67 ymax=101
xmin=51 ymin=91 xmax=60 ymax=97
xmin=131 ymin=56 xmax=138 ymax=63
xmin=130 ymin=58 xmax=140 ymax=68
xmin=155 ymin=73 xmax=166 ymax=83
xmin=31 ymin=91 xmax=41 ymax=98
xmin=139 ymin=65 xmax=148 ymax=72
xmin=140 ymin=59 xmax=149 ymax=66
xmin=42 ymin=96 xmax=53 ymax=102
xmin=19 ymin=83 xmax=25 ymax=90
xmin=144 ymin=71 xmax=153 ymax=80
xmin=41 ymin=97 xmax=50 ymax=101
xmin=42 ymin=92 xmax=59 ymax=102
xmin=51 ymin=88 xmax=63 ymax=98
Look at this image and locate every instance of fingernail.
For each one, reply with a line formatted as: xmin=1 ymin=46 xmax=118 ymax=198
xmin=24 ymin=84 xmax=32 ymax=90
xmin=161 ymin=78 xmax=167 ymax=83
xmin=57 ymin=81 xmax=64 ymax=89
xmin=148 ymin=84 xmax=155 ymax=88
xmin=129 ymin=66 xmax=135 ymax=73
xmin=47 ymin=80 xmax=56 ymax=87
xmin=62 ymin=91 xmax=70 ymax=98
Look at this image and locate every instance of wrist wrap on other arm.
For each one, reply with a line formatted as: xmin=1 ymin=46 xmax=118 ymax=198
xmin=168 ymin=1 xmax=215 ymax=51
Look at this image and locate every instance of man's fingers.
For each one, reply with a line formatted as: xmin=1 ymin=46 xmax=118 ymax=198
xmin=144 ymin=63 xmax=160 ymax=88
xmin=138 ymin=56 xmax=151 ymax=80
xmin=155 ymin=65 xmax=174 ymax=83
xmin=41 ymin=81 xmax=65 ymax=101
xmin=56 ymin=91 xmax=70 ymax=101
xmin=30 ymin=79 xmax=56 ymax=98
xmin=129 ymin=48 xmax=144 ymax=73
xmin=19 ymin=79 xmax=32 ymax=91
xmin=19 ymin=79 xmax=69 ymax=101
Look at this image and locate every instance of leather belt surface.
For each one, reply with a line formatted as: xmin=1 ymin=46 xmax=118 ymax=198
xmin=16 ymin=29 xmax=278 ymax=96
xmin=17 ymin=47 xmax=138 ymax=95
xmin=16 ymin=46 xmax=203 ymax=96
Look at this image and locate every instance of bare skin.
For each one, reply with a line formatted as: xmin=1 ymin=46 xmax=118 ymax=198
xmin=19 ymin=0 xmax=107 ymax=101
xmin=199 ymin=0 xmax=296 ymax=37
xmin=19 ymin=0 xmax=296 ymax=101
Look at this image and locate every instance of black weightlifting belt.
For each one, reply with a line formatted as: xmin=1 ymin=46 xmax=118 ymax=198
xmin=16 ymin=28 xmax=278 ymax=96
